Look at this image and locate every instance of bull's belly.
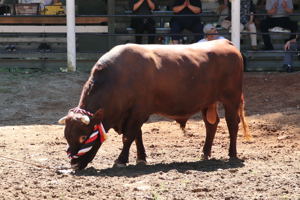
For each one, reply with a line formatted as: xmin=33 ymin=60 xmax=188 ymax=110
xmin=152 ymin=98 xmax=208 ymax=119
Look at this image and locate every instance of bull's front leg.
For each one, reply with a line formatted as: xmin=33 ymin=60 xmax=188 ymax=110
xmin=114 ymin=109 xmax=148 ymax=167
xmin=114 ymin=127 xmax=147 ymax=167
xmin=135 ymin=129 xmax=147 ymax=165
xmin=114 ymin=133 xmax=135 ymax=167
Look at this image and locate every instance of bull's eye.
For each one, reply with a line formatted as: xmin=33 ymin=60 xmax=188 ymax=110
xmin=79 ymin=136 xmax=87 ymax=143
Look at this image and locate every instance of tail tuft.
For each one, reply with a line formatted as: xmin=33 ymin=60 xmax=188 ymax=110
xmin=239 ymin=95 xmax=252 ymax=140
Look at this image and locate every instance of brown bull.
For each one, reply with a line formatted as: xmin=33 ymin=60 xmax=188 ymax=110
xmin=59 ymin=39 xmax=251 ymax=170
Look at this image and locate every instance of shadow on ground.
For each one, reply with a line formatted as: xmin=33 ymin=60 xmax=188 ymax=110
xmin=73 ymin=158 xmax=245 ymax=177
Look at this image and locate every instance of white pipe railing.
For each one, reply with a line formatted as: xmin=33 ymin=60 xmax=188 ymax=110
xmin=231 ymin=0 xmax=240 ymax=50
xmin=66 ymin=0 xmax=76 ymax=72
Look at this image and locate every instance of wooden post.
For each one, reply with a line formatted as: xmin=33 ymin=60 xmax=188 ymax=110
xmin=231 ymin=0 xmax=240 ymax=50
xmin=66 ymin=0 xmax=76 ymax=72
xmin=108 ymin=0 xmax=115 ymax=49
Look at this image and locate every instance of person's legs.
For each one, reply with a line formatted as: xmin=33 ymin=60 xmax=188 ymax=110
xmin=170 ymin=18 xmax=184 ymax=44
xmin=277 ymin=17 xmax=298 ymax=40
xmin=283 ymin=42 xmax=297 ymax=72
xmin=260 ymin=17 xmax=277 ymax=50
xmin=145 ymin=18 xmax=156 ymax=44
xmin=131 ymin=18 xmax=145 ymax=44
xmin=247 ymin=23 xmax=257 ymax=48
xmin=189 ymin=21 xmax=204 ymax=42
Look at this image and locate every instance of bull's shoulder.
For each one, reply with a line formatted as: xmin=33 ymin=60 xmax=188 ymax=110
xmin=193 ymin=39 xmax=241 ymax=57
xmin=96 ymin=44 xmax=138 ymax=66
xmin=192 ymin=39 xmax=234 ymax=50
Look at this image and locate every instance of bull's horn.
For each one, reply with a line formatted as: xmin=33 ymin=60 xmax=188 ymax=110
xmin=81 ymin=115 xmax=90 ymax=125
xmin=58 ymin=116 xmax=67 ymax=125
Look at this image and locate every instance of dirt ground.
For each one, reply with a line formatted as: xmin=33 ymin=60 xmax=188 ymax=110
xmin=0 ymin=70 xmax=299 ymax=200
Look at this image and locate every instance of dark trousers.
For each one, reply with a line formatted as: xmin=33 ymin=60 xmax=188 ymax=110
xmin=260 ymin=17 xmax=298 ymax=49
xmin=170 ymin=18 xmax=204 ymax=42
xmin=131 ymin=17 xmax=156 ymax=44
xmin=283 ymin=42 xmax=299 ymax=66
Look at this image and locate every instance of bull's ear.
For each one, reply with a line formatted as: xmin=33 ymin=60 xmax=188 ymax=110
xmin=92 ymin=109 xmax=104 ymax=124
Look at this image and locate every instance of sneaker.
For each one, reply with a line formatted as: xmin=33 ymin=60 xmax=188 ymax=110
xmin=11 ymin=46 xmax=16 ymax=52
xmin=5 ymin=45 xmax=11 ymax=52
xmin=283 ymin=64 xmax=293 ymax=73
xmin=286 ymin=65 xmax=293 ymax=73
xmin=38 ymin=43 xmax=47 ymax=52
xmin=45 ymin=44 xmax=51 ymax=52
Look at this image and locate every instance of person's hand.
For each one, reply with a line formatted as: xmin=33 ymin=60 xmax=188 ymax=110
xmin=186 ymin=0 xmax=190 ymax=6
xmin=248 ymin=13 xmax=254 ymax=24
xmin=284 ymin=41 xmax=291 ymax=50
xmin=273 ymin=1 xmax=278 ymax=9
xmin=218 ymin=4 xmax=227 ymax=13
xmin=183 ymin=0 xmax=188 ymax=7
xmin=282 ymin=0 xmax=288 ymax=9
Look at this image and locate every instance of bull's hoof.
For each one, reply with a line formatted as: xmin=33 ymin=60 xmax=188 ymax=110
xmin=200 ymin=154 xmax=209 ymax=161
xmin=113 ymin=160 xmax=127 ymax=168
xmin=136 ymin=159 xmax=147 ymax=166
xmin=229 ymin=157 xmax=244 ymax=163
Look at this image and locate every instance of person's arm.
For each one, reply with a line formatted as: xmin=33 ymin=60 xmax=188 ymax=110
xmin=146 ymin=0 xmax=155 ymax=11
xmin=249 ymin=1 xmax=255 ymax=23
xmin=172 ymin=0 xmax=187 ymax=13
xmin=267 ymin=1 xmax=278 ymax=15
xmin=133 ymin=0 xmax=144 ymax=11
xmin=284 ymin=38 xmax=296 ymax=50
xmin=282 ymin=0 xmax=293 ymax=14
xmin=218 ymin=0 xmax=229 ymax=13
xmin=186 ymin=0 xmax=202 ymax=14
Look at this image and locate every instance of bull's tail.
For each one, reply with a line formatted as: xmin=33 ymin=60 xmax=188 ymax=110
xmin=239 ymin=94 xmax=251 ymax=140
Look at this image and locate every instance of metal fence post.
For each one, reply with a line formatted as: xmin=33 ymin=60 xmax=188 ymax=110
xmin=232 ymin=0 xmax=240 ymax=50
xmin=66 ymin=0 xmax=76 ymax=72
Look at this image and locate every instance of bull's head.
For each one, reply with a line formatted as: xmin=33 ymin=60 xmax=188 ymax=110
xmin=58 ymin=108 xmax=105 ymax=170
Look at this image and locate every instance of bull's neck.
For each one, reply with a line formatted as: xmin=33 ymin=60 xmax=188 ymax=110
xmin=77 ymin=80 xmax=101 ymax=115
xmin=78 ymin=95 xmax=100 ymax=115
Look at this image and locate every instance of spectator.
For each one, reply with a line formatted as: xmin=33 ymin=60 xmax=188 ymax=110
xmin=170 ymin=0 xmax=204 ymax=44
xmin=197 ymin=23 xmax=225 ymax=42
xmin=129 ymin=0 xmax=157 ymax=44
xmin=282 ymin=35 xmax=299 ymax=72
xmin=217 ymin=0 xmax=229 ymax=26
xmin=38 ymin=0 xmax=64 ymax=52
xmin=38 ymin=0 xmax=60 ymax=52
xmin=220 ymin=0 xmax=258 ymax=50
xmin=255 ymin=0 xmax=267 ymax=28
xmin=260 ymin=0 xmax=298 ymax=50
xmin=0 ymin=2 xmax=16 ymax=52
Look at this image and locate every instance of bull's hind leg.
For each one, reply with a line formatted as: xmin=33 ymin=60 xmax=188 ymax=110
xmin=223 ymin=103 xmax=240 ymax=158
xmin=201 ymin=103 xmax=220 ymax=160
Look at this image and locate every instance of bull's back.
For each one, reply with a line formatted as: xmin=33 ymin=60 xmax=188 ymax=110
xmin=140 ymin=40 xmax=243 ymax=115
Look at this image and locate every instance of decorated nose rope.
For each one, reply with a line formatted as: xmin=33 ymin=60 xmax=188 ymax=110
xmin=67 ymin=107 xmax=107 ymax=159
xmin=67 ymin=123 xmax=107 ymax=159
